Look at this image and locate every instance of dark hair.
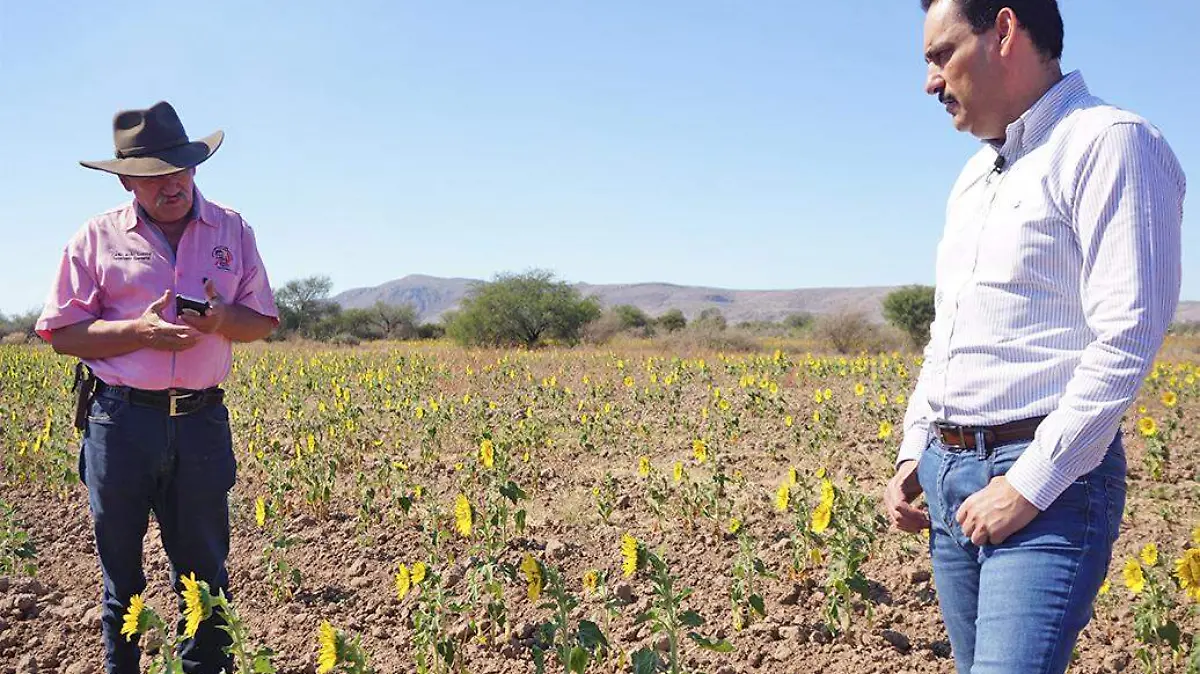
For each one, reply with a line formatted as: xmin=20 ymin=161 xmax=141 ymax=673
xmin=922 ymin=0 xmax=1064 ymax=60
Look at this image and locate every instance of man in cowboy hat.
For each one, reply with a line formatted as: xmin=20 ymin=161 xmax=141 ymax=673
xmin=35 ymin=101 xmax=279 ymax=674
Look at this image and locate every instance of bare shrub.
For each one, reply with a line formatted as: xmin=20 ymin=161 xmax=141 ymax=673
xmin=814 ymin=311 xmax=901 ymax=355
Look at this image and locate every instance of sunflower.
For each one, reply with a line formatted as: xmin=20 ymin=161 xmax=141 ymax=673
xmin=1138 ymin=417 xmax=1158 ymax=438
xmin=854 ymin=383 xmax=865 ymax=397
xmin=638 ymin=456 xmax=651 ymax=477
xmin=520 ymin=554 xmax=543 ymax=602
xmin=1175 ymin=549 xmax=1200 ymax=601
xmin=582 ymin=570 xmax=600 ymax=595
xmin=728 ymin=517 xmax=742 ymax=534
xmin=811 ymin=500 xmax=832 ymax=535
xmin=1141 ymin=542 xmax=1159 ymax=567
xmin=776 ymin=483 xmax=791 ymax=512
xmin=317 ymin=621 xmax=339 ymax=674
xmin=454 ymin=494 xmax=473 ymax=538
xmin=120 ymin=594 xmax=145 ymax=642
xmin=479 ymin=439 xmax=495 ymax=469
xmin=878 ymin=420 xmax=894 ymax=440
xmin=673 ymin=461 xmax=683 ymax=483
xmin=692 ymin=439 xmax=708 ymax=464
xmin=1123 ymin=559 xmax=1146 ymax=594
xmin=621 ymin=533 xmax=640 ymax=578
xmin=784 ymin=415 xmax=793 ymax=428
xmin=181 ymin=572 xmax=208 ymax=638
xmin=1098 ymin=579 xmax=1110 ymax=595
xmin=255 ymin=497 xmax=267 ymax=528
xmin=1162 ymin=391 xmax=1178 ymax=408
xmin=788 ymin=467 xmax=798 ymax=485
xmin=395 ymin=565 xmax=411 ymax=600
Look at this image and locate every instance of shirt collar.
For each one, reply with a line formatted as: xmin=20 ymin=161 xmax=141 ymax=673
xmin=123 ymin=187 xmax=218 ymax=231
xmin=994 ymin=69 xmax=1090 ymax=161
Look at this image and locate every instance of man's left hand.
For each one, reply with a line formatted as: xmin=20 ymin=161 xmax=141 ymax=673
xmin=956 ymin=476 xmax=1040 ymax=546
xmin=179 ymin=279 xmax=228 ymax=335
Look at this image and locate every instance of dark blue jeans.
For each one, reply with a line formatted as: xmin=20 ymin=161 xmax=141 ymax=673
xmin=917 ymin=433 xmax=1127 ymax=673
xmin=80 ymin=388 xmax=237 ymax=674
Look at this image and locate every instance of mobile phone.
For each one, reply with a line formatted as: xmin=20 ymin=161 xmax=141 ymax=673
xmin=176 ymin=293 xmax=211 ymax=317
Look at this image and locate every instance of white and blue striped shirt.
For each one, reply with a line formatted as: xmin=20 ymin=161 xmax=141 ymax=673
xmin=898 ymin=70 xmax=1186 ymax=510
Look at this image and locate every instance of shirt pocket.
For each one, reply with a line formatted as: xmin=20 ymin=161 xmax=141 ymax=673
xmin=973 ymin=182 xmax=1074 ymax=288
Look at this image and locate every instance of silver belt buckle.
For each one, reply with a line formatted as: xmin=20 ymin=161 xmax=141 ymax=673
xmin=168 ymin=390 xmax=194 ymax=417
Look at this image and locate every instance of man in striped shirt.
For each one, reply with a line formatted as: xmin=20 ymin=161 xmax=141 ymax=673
xmin=882 ymin=1 xmax=1185 ymax=672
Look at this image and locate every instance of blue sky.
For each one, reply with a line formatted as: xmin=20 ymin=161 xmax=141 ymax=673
xmin=2 ymin=0 xmax=1197 ymax=315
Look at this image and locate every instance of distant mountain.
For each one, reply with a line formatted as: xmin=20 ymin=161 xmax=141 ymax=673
xmin=333 ymin=274 xmax=1200 ymax=326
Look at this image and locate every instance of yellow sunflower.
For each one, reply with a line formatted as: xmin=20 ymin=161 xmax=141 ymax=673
xmin=1123 ymin=559 xmax=1146 ymax=594
xmin=621 ymin=533 xmax=639 ymax=577
xmin=120 ymin=594 xmax=145 ymax=642
xmin=395 ymin=565 xmax=411 ymax=600
xmin=479 ymin=439 xmax=495 ymax=469
xmin=454 ymin=494 xmax=473 ymax=538
xmin=1138 ymin=417 xmax=1158 ymax=438
xmin=1141 ymin=542 xmax=1159 ymax=567
xmin=1175 ymin=549 xmax=1200 ymax=601
xmin=317 ymin=621 xmax=339 ymax=674
xmin=776 ymin=483 xmax=791 ymax=512
xmin=180 ymin=573 xmax=207 ymax=638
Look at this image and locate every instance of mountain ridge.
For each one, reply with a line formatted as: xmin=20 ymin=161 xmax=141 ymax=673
xmin=333 ymin=274 xmax=1200 ymax=326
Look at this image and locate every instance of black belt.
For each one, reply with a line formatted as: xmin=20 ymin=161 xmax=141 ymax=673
xmin=95 ymin=381 xmax=224 ymax=417
xmin=933 ymin=416 xmax=1046 ymax=451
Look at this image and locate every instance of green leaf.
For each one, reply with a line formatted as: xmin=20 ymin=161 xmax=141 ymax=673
xmin=566 ymin=646 xmax=589 ymax=673
xmin=632 ymin=610 xmax=656 ymax=625
xmin=515 ymin=510 xmax=527 ymax=533
xmin=632 ymin=648 xmax=661 ymax=674
xmin=532 ymin=646 xmax=546 ymax=674
xmin=577 ymin=620 xmax=609 ymax=651
xmin=398 ymin=496 xmax=413 ymax=513
xmin=501 ymin=481 xmax=527 ymax=504
xmin=749 ymin=594 xmax=767 ymax=617
xmin=437 ymin=640 xmax=456 ymax=665
xmin=679 ymin=610 xmax=704 ymax=628
xmin=1158 ymin=621 xmax=1182 ymax=650
xmin=688 ymin=632 xmax=735 ymax=653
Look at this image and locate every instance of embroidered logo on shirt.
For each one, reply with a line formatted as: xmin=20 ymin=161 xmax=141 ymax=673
xmin=112 ymin=250 xmax=152 ymax=262
xmin=212 ymin=246 xmax=234 ymax=271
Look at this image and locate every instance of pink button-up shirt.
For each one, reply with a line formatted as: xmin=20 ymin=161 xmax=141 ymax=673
xmin=35 ymin=190 xmax=278 ymax=391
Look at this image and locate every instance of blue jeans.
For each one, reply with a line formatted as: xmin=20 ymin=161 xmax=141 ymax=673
xmin=917 ymin=433 xmax=1127 ymax=674
xmin=80 ymin=388 xmax=237 ymax=674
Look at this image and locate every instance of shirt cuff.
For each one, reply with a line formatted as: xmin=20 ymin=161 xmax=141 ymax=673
xmin=896 ymin=427 xmax=930 ymax=466
xmin=1004 ymin=446 xmax=1077 ymax=511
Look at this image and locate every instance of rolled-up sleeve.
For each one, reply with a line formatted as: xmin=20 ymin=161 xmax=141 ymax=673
xmin=234 ymin=220 xmax=279 ymax=322
xmin=35 ymin=234 xmax=102 ymax=342
xmin=1005 ymin=122 xmax=1185 ymax=510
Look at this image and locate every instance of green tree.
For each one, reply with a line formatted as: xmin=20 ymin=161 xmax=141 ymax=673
xmin=274 ymin=275 xmax=340 ymax=336
xmin=656 ymin=309 xmax=687 ymax=333
xmin=444 ymin=270 xmax=601 ymax=348
xmin=612 ymin=304 xmax=651 ymax=330
xmin=882 ymin=285 xmax=936 ymax=348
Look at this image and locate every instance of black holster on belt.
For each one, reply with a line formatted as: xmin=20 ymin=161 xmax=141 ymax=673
xmin=71 ymin=362 xmax=98 ymax=431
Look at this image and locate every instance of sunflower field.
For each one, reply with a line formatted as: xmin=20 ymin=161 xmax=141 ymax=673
xmin=1 ymin=340 xmax=1198 ymax=673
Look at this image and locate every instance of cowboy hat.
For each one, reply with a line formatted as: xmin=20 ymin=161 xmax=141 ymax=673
xmin=80 ymin=101 xmax=223 ymax=177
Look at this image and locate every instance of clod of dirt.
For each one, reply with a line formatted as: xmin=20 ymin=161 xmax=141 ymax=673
xmin=880 ymin=629 xmax=912 ymax=654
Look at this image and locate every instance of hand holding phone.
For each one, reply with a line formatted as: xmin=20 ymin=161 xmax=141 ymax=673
xmin=176 ymin=293 xmax=211 ymax=317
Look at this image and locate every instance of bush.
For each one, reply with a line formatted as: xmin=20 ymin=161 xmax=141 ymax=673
xmin=882 ymin=285 xmax=936 ymax=348
xmin=783 ymin=312 xmax=815 ymax=332
xmin=328 ymin=333 xmax=361 ymax=347
xmin=612 ymin=305 xmax=651 ymax=330
xmin=417 ymin=323 xmax=446 ymax=340
xmin=1 ymin=333 xmax=29 ymax=345
xmin=656 ymin=309 xmax=687 ymax=333
xmin=581 ymin=312 xmax=626 ymax=346
xmin=658 ymin=325 xmax=762 ymax=353
xmin=814 ymin=311 xmax=898 ymax=355
xmin=693 ymin=308 xmax=727 ymax=332
xmin=444 ymin=269 xmax=602 ymax=348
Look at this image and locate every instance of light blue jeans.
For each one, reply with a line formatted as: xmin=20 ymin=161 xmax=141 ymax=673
xmin=917 ymin=433 xmax=1127 ymax=674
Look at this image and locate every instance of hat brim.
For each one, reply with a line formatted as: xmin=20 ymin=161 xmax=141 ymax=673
xmin=80 ymin=130 xmax=224 ymax=177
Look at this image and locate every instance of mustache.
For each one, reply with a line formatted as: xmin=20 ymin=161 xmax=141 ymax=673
xmin=155 ymin=191 xmax=188 ymax=207
xmin=938 ymin=89 xmax=957 ymax=106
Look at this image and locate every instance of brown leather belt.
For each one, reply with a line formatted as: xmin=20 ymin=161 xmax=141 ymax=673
xmin=934 ymin=416 xmax=1046 ymax=450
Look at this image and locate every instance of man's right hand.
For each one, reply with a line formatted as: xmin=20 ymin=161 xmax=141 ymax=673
xmin=135 ymin=290 xmax=199 ymax=351
xmin=883 ymin=459 xmax=930 ymax=533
